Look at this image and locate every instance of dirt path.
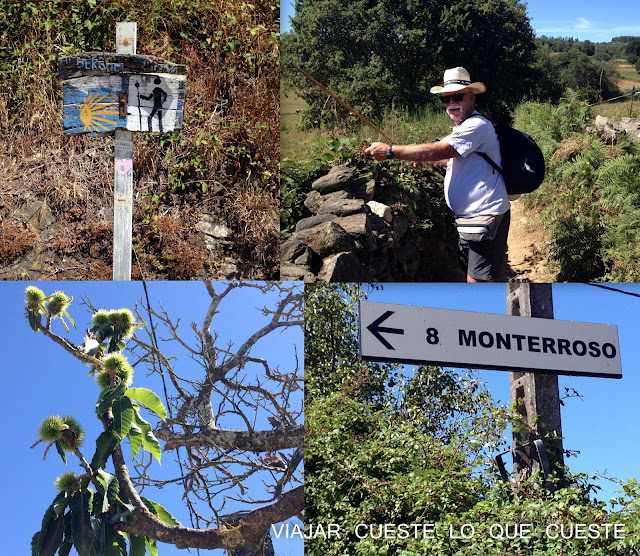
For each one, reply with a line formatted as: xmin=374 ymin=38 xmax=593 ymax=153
xmin=506 ymin=199 xmax=552 ymax=282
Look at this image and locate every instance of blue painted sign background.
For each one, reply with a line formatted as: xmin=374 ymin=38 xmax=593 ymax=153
xmin=63 ymin=78 xmax=127 ymax=134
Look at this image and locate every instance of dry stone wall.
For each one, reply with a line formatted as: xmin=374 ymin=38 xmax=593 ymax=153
xmin=280 ymin=165 xmax=435 ymax=282
xmin=587 ymin=115 xmax=640 ymax=144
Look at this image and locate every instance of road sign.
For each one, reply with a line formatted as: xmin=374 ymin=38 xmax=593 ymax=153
xmin=359 ymin=301 xmax=622 ymax=378
xmin=59 ymin=52 xmax=187 ymax=135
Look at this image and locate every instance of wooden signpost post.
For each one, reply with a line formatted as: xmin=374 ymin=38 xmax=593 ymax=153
xmin=506 ymin=283 xmax=564 ymax=482
xmin=58 ymin=22 xmax=187 ymax=280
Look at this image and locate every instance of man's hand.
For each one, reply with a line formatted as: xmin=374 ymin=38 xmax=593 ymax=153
xmin=364 ymin=142 xmax=389 ymax=161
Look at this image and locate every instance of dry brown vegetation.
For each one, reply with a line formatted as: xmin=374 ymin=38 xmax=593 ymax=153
xmin=0 ymin=0 xmax=279 ymax=280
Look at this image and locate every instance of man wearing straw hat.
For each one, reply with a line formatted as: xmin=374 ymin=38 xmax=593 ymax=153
xmin=365 ymin=67 xmax=510 ymax=283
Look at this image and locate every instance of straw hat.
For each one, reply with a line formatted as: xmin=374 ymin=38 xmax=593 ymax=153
xmin=430 ymin=67 xmax=486 ymax=94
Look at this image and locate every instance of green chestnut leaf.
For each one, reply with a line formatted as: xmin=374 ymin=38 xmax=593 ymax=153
xmin=132 ymin=411 xmax=161 ymax=465
xmin=125 ymin=387 xmax=167 ymax=420
xmin=96 ymin=382 xmax=127 ymax=417
xmin=129 ymin=534 xmax=147 ymax=556
xmin=70 ymin=490 xmax=94 ymax=556
xmin=112 ymin=396 xmax=134 ymax=441
xmin=140 ymin=496 xmax=181 ymax=526
xmin=127 ymin=422 xmax=144 ymax=460
xmin=90 ymin=427 xmax=118 ymax=472
xmin=36 ymin=512 xmax=65 ymax=556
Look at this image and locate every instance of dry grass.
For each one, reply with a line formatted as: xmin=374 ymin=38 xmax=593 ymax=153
xmin=0 ymin=0 xmax=279 ymax=280
xmin=280 ymin=88 xmax=330 ymax=160
xmin=588 ymin=62 xmax=640 ymax=120
xmin=616 ymin=62 xmax=640 ymax=91
xmin=133 ymin=211 xmax=208 ymax=280
xmin=225 ymin=182 xmax=279 ymax=270
xmin=0 ymin=218 xmax=38 ymax=264
xmin=593 ymin=99 xmax=640 ymax=121
xmin=551 ymin=136 xmax=588 ymax=166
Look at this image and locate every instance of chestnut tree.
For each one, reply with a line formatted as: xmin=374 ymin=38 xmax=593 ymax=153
xmin=27 ymin=282 xmax=303 ymax=555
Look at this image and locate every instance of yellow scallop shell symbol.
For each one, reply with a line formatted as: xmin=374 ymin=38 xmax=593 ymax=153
xmin=79 ymin=91 xmax=120 ymax=133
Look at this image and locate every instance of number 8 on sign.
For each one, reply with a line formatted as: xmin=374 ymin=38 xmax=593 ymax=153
xmin=426 ymin=328 xmax=439 ymax=345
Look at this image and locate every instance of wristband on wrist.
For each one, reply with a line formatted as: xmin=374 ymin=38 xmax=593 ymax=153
xmin=386 ymin=144 xmax=394 ymax=159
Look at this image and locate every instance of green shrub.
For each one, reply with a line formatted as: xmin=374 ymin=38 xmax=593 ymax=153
xmin=514 ymin=96 xmax=640 ymax=281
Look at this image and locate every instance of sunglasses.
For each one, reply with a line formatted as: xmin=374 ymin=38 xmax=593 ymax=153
xmin=441 ymin=92 xmax=471 ymax=104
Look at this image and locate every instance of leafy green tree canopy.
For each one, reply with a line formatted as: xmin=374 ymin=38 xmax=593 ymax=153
xmin=625 ymin=37 xmax=640 ymax=64
xmin=284 ymin=0 xmax=537 ymax=126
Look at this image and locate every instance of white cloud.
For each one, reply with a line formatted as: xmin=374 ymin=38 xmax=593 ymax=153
xmin=533 ymin=17 xmax=640 ymax=41
xmin=575 ymin=17 xmax=593 ymax=30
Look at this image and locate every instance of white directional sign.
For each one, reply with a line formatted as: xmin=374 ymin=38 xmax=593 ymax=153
xmin=359 ymin=301 xmax=622 ymax=378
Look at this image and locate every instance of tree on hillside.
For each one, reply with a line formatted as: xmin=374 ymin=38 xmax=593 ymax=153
xmin=528 ymin=45 xmax=565 ymax=102
xmin=625 ymin=38 xmax=640 ymax=64
xmin=578 ymin=40 xmax=595 ymax=56
xmin=305 ymin=283 xmax=640 ymax=555
xmin=284 ymin=0 xmax=538 ymax=127
xmin=28 ymin=282 xmax=303 ymax=555
xmin=550 ymin=52 xmax=620 ymax=103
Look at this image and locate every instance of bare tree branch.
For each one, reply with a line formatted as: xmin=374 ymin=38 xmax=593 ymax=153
xmin=36 ymin=321 xmax=102 ymax=367
xmin=156 ymin=423 xmax=305 ymax=452
xmin=112 ymin=440 xmax=303 ymax=550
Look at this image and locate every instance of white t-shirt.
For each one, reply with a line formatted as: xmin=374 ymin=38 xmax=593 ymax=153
xmin=442 ymin=112 xmax=511 ymax=218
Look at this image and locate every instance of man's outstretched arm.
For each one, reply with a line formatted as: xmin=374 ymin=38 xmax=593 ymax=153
xmin=365 ymin=141 xmax=459 ymax=163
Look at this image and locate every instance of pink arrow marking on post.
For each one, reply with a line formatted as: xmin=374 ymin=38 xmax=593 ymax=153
xmin=115 ymin=158 xmax=132 ymax=176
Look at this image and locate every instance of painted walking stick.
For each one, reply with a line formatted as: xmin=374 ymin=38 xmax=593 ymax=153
xmin=135 ymin=81 xmax=142 ymax=130
xmin=285 ymin=57 xmax=394 ymax=143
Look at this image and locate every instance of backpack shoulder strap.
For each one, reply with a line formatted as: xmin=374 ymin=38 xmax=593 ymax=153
xmin=468 ymin=114 xmax=504 ymax=175
xmin=477 ymin=151 xmax=503 ymax=175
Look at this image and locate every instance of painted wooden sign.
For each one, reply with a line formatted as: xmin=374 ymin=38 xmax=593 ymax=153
xmin=59 ymin=53 xmax=187 ymax=135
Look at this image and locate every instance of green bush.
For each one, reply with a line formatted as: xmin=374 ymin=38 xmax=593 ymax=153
xmin=514 ymin=96 xmax=640 ymax=281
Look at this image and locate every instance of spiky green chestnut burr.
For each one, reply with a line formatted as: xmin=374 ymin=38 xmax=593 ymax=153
xmin=54 ymin=472 xmax=80 ymax=493
xmin=38 ymin=415 xmax=85 ymax=450
xmin=38 ymin=416 xmax=67 ymax=443
xmin=25 ymin=286 xmax=46 ymax=311
xmin=97 ymin=353 xmax=134 ymax=388
xmin=59 ymin=416 xmax=84 ymax=450
xmin=107 ymin=309 xmax=136 ymax=338
xmin=96 ymin=370 xmax=113 ymax=389
xmin=46 ymin=291 xmax=72 ymax=317
xmin=26 ymin=286 xmax=46 ymax=331
xmin=92 ymin=309 xmax=110 ymax=327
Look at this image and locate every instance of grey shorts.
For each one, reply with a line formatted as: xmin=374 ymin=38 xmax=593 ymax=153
xmin=458 ymin=210 xmax=510 ymax=281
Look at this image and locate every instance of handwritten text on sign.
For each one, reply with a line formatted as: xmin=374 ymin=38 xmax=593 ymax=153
xmin=358 ymin=301 xmax=622 ymax=378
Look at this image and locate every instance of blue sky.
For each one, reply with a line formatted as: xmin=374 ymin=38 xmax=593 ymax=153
xmin=281 ymin=0 xmax=640 ymax=42
xmin=362 ymin=282 xmax=640 ymax=509
xmin=0 ymin=281 xmax=303 ymax=556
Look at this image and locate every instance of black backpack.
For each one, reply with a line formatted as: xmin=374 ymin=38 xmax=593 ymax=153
xmin=476 ymin=121 xmax=546 ymax=195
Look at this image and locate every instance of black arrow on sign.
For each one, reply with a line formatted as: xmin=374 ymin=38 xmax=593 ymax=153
xmin=367 ymin=311 xmax=404 ymax=350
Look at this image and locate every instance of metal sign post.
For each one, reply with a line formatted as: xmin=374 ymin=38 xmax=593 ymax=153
xmin=58 ymin=22 xmax=187 ymax=280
